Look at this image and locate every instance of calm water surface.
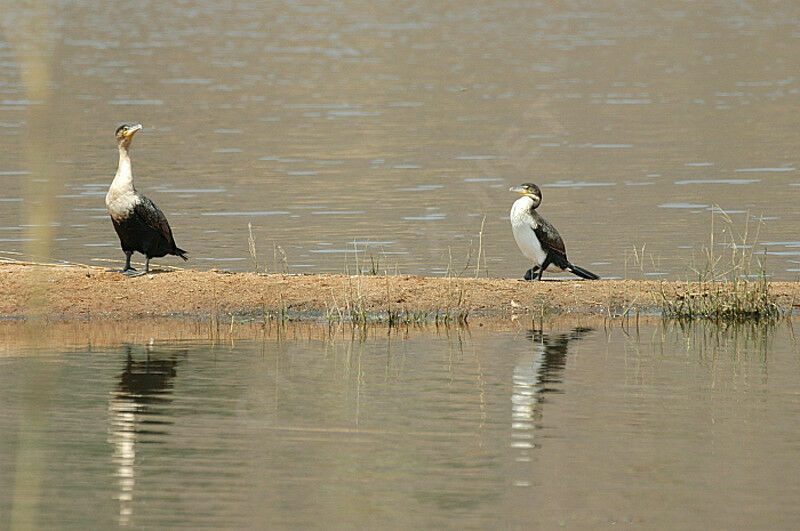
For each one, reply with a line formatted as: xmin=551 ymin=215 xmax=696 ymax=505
xmin=1 ymin=2 xmax=800 ymax=278
xmin=1 ymin=320 xmax=799 ymax=528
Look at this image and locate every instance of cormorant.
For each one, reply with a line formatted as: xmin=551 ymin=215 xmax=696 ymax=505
xmin=105 ymin=123 xmax=187 ymax=276
xmin=509 ymin=183 xmax=599 ymax=280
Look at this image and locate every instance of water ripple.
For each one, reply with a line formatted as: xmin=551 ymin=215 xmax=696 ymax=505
xmin=202 ymin=211 xmax=290 ymax=216
xmin=675 ymin=179 xmax=760 ymax=185
xmin=735 ymin=167 xmax=795 ymax=172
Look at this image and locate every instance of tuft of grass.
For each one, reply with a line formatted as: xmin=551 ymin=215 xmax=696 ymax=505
xmin=322 ymin=271 xmax=469 ymax=327
xmin=660 ymin=280 xmax=780 ymax=322
xmin=367 ymin=250 xmax=381 ymax=276
xmin=658 ymin=208 xmax=782 ymax=323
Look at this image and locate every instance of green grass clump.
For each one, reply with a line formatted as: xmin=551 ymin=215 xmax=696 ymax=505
xmin=660 ymin=279 xmax=780 ymax=322
xmin=658 ymin=208 xmax=783 ymax=323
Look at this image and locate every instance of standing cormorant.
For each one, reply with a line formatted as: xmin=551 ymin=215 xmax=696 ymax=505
xmin=105 ymin=123 xmax=187 ymax=276
xmin=509 ymin=183 xmax=598 ymax=280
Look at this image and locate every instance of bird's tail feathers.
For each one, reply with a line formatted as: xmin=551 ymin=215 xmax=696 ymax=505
xmin=175 ymin=247 xmax=188 ymax=261
xmin=567 ymin=262 xmax=599 ymax=280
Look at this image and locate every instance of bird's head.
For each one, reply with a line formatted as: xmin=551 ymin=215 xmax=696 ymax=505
xmin=509 ymin=183 xmax=542 ymax=208
xmin=115 ymin=123 xmax=142 ymax=148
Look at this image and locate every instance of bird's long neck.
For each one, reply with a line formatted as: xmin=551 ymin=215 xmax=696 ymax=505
xmin=511 ymin=195 xmax=536 ymax=216
xmin=112 ymin=145 xmax=135 ymax=192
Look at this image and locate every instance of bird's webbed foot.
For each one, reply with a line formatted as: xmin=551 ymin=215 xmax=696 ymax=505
xmin=108 ymin=252 xmax=136 ymax=273
xmin=107 ymin=266 xmax=137 ymax=273
xmin=522 ymin=267 xmax=540 ymax=281
xmin=124 ymin=257 xmax=150 ymax=277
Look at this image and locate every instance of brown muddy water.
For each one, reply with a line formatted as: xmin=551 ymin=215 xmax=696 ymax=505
xmin=1 ymin=320 xmax=799 ymax=528
xmin=1 ymin=2 xmax=800 ymax=279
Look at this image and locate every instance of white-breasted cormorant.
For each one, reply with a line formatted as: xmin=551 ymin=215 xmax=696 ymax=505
xmin=509 ymin=183 xmax=599 ymax=281
xmin=105 ymin=123 xmax=187 ymax=276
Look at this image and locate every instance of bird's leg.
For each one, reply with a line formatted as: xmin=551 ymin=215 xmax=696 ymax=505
xmin=108 ymin=251 xmax=137 ymax=273
xmin=125 ymin=257 xmax=149 ymax=277
xmin=537 ymin=257 xmax=552 ymax=280
xmin=122 ymin=251 xmax=136 ymax=272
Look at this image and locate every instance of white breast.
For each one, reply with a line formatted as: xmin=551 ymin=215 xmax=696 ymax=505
xmin=510 ymin=196 xmax=547 ymax=267
xmin=105 ymin=187 xmax=139 ymax=219
xmin=106 ymin=148 xmax=139 ymax=219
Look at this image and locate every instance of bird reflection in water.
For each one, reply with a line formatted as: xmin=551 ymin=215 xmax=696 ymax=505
xmin=107 ymin=345 xmax=184 ymax=526
xmin=511 ymin=327 xmax=594 ymax=487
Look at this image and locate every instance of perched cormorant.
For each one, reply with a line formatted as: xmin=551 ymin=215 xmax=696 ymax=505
xmin=509 ymin=183 xmax=599 ymax=281
xmin=105 ymin=123 xmax=187 ymax=276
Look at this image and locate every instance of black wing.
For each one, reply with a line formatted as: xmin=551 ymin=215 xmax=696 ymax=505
xmin=531 ymin=213 xmax=567 ymax=259
xmin=133 ymin=195 xmax=177 ymax=247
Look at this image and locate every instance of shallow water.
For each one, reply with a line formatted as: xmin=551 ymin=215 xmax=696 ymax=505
xmin=1 ymin=2 xmax=800 ymax=278
xmin=1 ymin=320 xmax=799 ymax=528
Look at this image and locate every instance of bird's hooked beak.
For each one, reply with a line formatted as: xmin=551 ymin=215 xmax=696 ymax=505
xmin=125 ymin=124 xmax=143 ymax=137
xmin=509 ymin=185 xmax=541 ymax=204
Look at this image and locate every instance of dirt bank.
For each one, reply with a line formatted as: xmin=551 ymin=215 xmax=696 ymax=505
xmin=1 ymin=262 xmax=798 ymax=321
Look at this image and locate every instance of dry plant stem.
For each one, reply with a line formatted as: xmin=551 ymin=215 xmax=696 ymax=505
xmin=273 ymin=242 xmax=289 ymax=274
xmin=248 ymin=222 xmax=258 ymax=272
xmin=475 ymin=214 xmax=486 ymax=279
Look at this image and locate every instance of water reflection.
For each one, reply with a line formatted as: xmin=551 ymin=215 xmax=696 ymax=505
xmin=2 ymin=319 xmax=800 ymax=527
xmin=107 ymin=346 xmax=185 ymax=526
xmin=511 ymin=327 xmax=594 ymax=487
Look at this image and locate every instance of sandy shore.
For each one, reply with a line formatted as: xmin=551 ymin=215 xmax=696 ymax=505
xmin=1 ymin=262 xmax=799 ymax=321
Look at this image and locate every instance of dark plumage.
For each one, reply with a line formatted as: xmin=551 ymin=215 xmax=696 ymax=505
xmin=509 ymin=183 xmax=599 ymax=281
xmin=105 ymin=123 xmax=187 ymax=277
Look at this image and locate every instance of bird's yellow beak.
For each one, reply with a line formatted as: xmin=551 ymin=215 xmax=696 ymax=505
xmin=509 ymin=185 xmax=527 ymax=195
xmin=125 ymin=124 xmax=143 ymax=137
